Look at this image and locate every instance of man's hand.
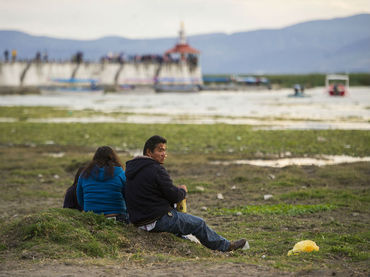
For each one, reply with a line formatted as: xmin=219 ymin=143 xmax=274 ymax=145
xmin=179 ymin=185 xmax=188 ymax=192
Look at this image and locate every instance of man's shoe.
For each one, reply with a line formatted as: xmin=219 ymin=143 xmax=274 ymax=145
xmin=227 ymin=239 xmax=247 ymax=251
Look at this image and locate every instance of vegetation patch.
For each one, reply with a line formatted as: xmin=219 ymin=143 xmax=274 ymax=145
xmin=184 ymin=182 xmax=214 ymax=194
xmin=205 ymin=73 xmax=370 ymax=88
xmin=279 ymin=188 xmax=370 ymax=206
xmin=321 ymin=232 xmax=370 ymax=262
xmin=0 ymin=208 xmax=211 ymax=260
xmin=212 ymin=204 xmax=336 ymax=216
xmin=1 ymin=121 xmax=369 ymax=156
xmin=1 ymin=208 xmax=129 ymax=258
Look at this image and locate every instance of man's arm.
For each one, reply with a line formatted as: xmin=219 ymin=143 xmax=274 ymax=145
xmin=156 ymin=166 xmax=186 ymax=204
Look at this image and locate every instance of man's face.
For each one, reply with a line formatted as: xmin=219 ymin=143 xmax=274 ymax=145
xmin=147 ymin=143 xmax=167 ymax=164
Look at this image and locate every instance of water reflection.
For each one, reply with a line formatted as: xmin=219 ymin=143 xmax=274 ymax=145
xmin=210 ymin=155 xmax=370 ymax=167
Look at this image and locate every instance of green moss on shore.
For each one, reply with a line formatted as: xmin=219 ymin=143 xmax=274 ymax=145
xmin=0 ymin=122 xmax=369 ymax=157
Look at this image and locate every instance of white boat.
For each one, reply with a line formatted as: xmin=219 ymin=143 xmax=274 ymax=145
xmin=325 ymin=74 xmax=349 ymax=96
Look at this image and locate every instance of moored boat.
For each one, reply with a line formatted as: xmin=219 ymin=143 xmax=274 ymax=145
xmin=154 ymin=84 xmax=199 ymax=93
xmin=325 ymin=74 xmax=349 ymax=96
xmin=40 ymin=78 xmax=103 ymax=94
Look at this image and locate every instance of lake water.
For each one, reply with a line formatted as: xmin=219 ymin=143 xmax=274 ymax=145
xmin=0 ymin=87 xmax=369 ymax=130
xmin=210 ymin=155 xmax=370 ymax=167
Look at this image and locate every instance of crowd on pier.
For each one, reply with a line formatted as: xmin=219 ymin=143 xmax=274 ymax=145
xmin=100 ymin=52 xmax=198 ymax=66
xmin=2 ymin=49 xmax=198 ymax=66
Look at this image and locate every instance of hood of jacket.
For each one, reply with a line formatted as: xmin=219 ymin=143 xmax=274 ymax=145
xmin=125 ymin=156 xmax=157 ymax=179
xmin=89 ymin=165 xmax=122 ymax=181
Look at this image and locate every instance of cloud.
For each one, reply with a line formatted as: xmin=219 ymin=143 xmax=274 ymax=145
xmin=0 ymin=0 xmax=369 ymax=39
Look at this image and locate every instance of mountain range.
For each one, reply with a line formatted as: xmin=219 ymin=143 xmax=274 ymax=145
xmin=0 ymin=14 xmax=369 ymax=74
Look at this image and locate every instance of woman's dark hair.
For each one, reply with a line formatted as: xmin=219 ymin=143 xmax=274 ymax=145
xmin=73 ymin=166 xmax=85 ymax=186
xmin=63 ymin=166 xmax=85 ymax=211
xmin=143 ymin=135 xmax=167 ymax=155
xmin=82 ymin=146 xmax=123 ymax=179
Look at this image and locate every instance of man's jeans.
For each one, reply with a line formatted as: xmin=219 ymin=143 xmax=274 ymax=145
xmin=151 ymin=209 xmax=230 ymax=252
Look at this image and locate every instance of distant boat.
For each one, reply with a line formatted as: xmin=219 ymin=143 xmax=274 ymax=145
xmin=202 ymin=76 xmax=232 ymax=83
xmin=231 ymin=75 xmax=271 ymax=90
xmin=201 ymin=76 xmax=236 ymax=91
xmin=154 ymin=84 xmax=200 ymax=93
xmin=40 ymin=78 xmax=103 ymax=94
xmin=325 ymin=74 xmax=349 ymax=96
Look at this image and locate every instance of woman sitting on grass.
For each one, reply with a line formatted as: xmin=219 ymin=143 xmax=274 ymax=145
xmin=63 ymin=166 xmax=85 ymax=211
xmin=77 ymin=146 xmax=129 ymax=223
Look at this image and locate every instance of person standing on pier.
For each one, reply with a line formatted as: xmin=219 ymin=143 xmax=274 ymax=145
xmin=11 ymin=49 xmax=17 ymax=62
xmin=3 ymin=50 xmax=9 ymax=62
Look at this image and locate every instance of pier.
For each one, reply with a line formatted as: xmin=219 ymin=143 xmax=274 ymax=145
xmin=0 ymin=23 xmax=202 ymax=92
xmin=0 ymin=60 xmax=202 ymax=91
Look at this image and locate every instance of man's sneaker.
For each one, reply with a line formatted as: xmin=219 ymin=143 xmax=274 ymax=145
xmin=227 ymin=239 xmax=247 ymax=251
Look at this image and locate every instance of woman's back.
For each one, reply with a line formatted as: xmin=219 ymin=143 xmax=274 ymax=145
xmin=77 ymin=166 xmax=127 ymax=215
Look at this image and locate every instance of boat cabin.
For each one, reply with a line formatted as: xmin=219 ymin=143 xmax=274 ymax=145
xmin=325 ymin=74 xmax=349 ymax=96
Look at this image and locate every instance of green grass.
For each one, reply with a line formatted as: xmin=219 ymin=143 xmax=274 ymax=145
xmin=212 ymin=203 xmax=336 ymax=216
xmin=0 ymin=208 xmax=211 ymax=260
xmin=279 ymin=188 xmax=370 ymax=203
xmin=176 ymin=180 xmax=214 ymax=194
xmin=1 ymin=208 xmax=128 ymax=258
xmin=0 ymin=122 xmax=369 ymax=156
xmin=0 ymin=106 xmax=137 ymax=120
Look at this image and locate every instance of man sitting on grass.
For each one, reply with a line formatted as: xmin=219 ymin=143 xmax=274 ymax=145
xmin=125 ymin=135 xmax=246 ymax=252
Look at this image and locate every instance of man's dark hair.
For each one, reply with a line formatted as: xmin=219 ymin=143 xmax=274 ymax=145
xmin=143 ymin=135 xmax=167 ymax=155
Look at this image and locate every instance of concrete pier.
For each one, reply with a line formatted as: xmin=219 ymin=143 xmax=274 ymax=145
xmin=0 ymin=61 xmax=202 ymax=89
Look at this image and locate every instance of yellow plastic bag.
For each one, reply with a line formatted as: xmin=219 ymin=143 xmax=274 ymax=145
xmin=287 ymin=240 xmax=319 ymax=256
xmin=176 ymin=198 xmax=187 ymax=213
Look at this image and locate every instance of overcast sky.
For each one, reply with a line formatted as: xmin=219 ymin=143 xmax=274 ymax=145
xmin=1 ymin=0 xmax=369 ymax=40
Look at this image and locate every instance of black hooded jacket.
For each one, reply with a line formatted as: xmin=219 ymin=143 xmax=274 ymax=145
xmin=125 ymin=156 xmax=186 ymax=226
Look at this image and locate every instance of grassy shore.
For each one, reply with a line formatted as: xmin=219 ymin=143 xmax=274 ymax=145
xmin=204 ymin=73 xmax=370 ymax=88
xmin=1 ymin=121 xmax=369 ymax=157
xmin=0 ymin=106 xmax=369 ymax=276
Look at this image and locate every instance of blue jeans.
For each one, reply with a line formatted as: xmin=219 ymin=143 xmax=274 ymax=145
xmin=151 ymin=209 xmax=230 ymax=252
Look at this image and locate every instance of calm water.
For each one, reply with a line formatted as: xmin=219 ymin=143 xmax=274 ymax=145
xmin=1 ymin=87 xmax=369 ymax=129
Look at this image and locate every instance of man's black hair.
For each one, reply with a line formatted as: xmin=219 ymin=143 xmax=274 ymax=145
xmin=143 ymin=135 xmax=167 ymax=155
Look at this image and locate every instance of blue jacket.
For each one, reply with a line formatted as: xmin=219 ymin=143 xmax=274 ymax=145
xmin=77 ymin=166 xmax=127 ymax=215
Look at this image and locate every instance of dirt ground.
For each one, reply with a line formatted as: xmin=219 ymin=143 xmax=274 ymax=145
xmin=0 ymin=260 xmax=354 ymax=277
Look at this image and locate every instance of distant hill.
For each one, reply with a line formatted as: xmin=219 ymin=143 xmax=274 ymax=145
xmin=0 ymin=14 xmax=369 ymax=74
